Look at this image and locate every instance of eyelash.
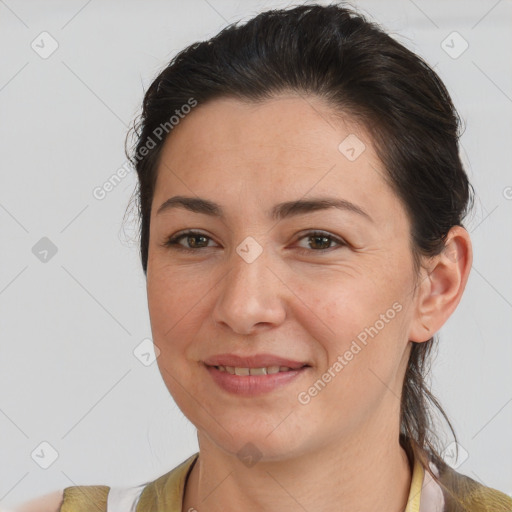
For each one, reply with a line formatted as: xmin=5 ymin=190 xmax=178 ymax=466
xmin=162 ymin=230 xmax=347 ymax=254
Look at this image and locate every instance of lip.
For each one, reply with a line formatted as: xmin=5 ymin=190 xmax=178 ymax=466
xmin=204 ymin=364 xmax=310 ymax=396
xmin=203 ymin=353 xmax=310 ymax=370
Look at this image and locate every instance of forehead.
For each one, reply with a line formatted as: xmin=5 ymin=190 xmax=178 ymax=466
xmin=152 ymin=94 xmax=403 ymax=224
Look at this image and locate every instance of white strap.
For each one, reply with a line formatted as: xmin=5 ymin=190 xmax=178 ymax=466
xmin=107 ymin=483 xmax=146 ymax=512
xmin=419 ymin=462 xmax=445 ymax=512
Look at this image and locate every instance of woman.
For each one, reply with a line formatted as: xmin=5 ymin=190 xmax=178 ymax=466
xmin=13 ymin=2 xmax=511 ymax=511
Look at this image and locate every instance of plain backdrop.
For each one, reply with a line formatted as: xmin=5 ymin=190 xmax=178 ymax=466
xmin=0 ymin=0 xmax=511 ymax=507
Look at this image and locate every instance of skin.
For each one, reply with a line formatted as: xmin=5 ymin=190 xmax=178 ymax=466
xmin=146 ymin=93 xmax=472 ymax=512
xmin=12 ymin=490 xmax=63 ymax=512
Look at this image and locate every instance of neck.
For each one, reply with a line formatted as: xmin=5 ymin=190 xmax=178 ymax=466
xmin=182 ymin=426 xmax=413 ymax=512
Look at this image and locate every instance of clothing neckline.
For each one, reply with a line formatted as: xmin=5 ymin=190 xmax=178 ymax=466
xmin=156 ymin=451 xmax=426 ymax=512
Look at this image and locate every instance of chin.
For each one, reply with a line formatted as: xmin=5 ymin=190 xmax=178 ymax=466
xmin=201 ymin=420 xmax=307 ymax=462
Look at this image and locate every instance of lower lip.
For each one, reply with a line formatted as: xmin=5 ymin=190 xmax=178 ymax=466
xmin=205 ymin=364 xmax=309 ymax=396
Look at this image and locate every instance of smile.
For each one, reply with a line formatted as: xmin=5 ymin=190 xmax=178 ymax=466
xmin=205 ymin=363 xmax=310 ymax=396
xmin=213 ymin=365 xmax=305 ymax=375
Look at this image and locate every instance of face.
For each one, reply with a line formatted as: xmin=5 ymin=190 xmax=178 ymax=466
xmin=146 ymin=94 xmax=421 ymax=461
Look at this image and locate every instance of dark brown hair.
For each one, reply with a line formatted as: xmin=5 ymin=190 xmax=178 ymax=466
xmin=124 ymin=1 xmax=474 ymax=485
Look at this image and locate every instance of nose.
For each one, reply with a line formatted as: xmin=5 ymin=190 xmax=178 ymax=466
xmin=212 ymin=243 xmax=287 ymax=335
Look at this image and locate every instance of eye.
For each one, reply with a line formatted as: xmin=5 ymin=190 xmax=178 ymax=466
xmin=161 ymin=229 xmax=347 ymax=254
xmin=295 ymin=230 xmax=347 ymax=253
xmin=162 ymin=230 xmax=217 ymax=252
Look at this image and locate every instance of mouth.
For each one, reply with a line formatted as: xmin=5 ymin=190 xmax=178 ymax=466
xmin=203 ymin=363 xmax=311 ymax=396
xmin=206 ymin=363 xmax=310 ymax=375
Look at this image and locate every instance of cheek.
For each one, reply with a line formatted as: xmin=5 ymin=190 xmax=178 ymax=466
xmin=298 ymin=268 xmax=409 ymax=392
xmin=147 ymin=260 xmax=205 ymax=321
xmin=296 ymin=266 xmax=401 ymax=346
xmin=147 ymin=271 xmax=206 ymax=411
xmin=146 ymin=265 xmax=207 ymax=365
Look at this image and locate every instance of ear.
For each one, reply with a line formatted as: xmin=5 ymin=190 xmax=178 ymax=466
xmin=408 ymin=225 xmax=473 ymax=343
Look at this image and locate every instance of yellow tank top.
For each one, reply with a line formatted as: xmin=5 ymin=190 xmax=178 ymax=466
xmin=60 ymin=452 xmax=512 ymax=511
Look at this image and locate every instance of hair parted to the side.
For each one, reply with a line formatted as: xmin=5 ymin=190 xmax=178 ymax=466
xmin=124 ymin=1 xmax=474 ymax=487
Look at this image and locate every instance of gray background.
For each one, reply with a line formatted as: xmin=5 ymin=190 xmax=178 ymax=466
xmin=0 ymin=0 xmax=511 ymax=507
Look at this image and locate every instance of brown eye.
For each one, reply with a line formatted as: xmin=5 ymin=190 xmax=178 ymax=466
xmin=161 ymin=230 xmax=346 ymax=254
xmin=163 ymin=231 xmax=216 ymax=251
xmin=296 ymin=231 xmax=346 ymax=253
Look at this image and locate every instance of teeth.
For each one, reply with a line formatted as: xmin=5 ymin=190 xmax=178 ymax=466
xmin=216 ymin=365 xmax=295 ymax=375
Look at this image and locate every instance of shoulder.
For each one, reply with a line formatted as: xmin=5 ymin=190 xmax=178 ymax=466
xmin=9 ymin=490 xmax=64 ymax=512
xmin=9 ymin=454 xmax=199 ymax=512
xmin=59 ymin=485 xmax=110 ymax=511
xmin=436 ymin=463 xmax=512 ymax=512
xmin=59 ymin=485 xmax=110 ymax=512
xmin=15 ymin=486 xmax=109 ymax=512
xmin=10 ymin=485 xmax=110 ymax=512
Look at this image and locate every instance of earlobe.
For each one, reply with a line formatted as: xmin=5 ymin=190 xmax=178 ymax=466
xmin=409 ymin=312 xmax=434 ymax=344
xmin=421 ymin=322 xmax=431 ymax=335
xmin=408 ymin=226 xmax=472 ymax=343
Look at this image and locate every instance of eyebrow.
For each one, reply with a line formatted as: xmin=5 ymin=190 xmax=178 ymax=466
xmin=156 ymin=195 xmax=372 ymax=222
